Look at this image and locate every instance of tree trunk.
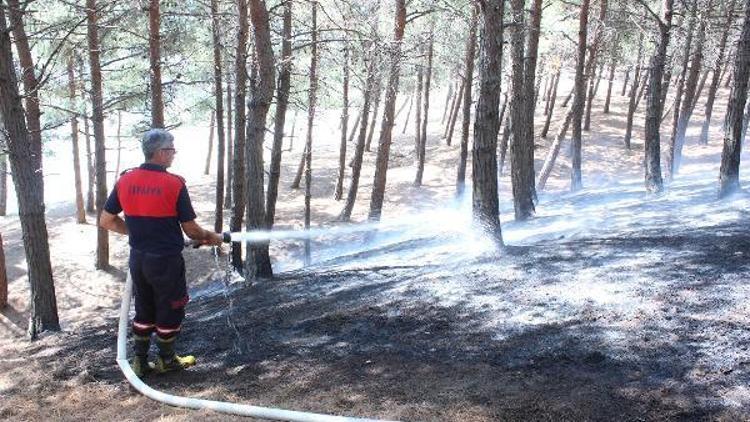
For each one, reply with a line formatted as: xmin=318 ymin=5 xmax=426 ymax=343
xmin=562 ymin=86 xmax=574 ymax=108
xmin=415 ymin=23 xmax=434 ymax=187
xmin=644 ymin=0 xmax=675 ymax=193
xmin=662 ymin=12 xmax=697 ymax=180
xmin=456 ymin=6 xmax=478 ymax=198
xmin=570 ymin=0 xmax=591 ymax=192
xmin=741 ymin=88 xmax=750 ymax=145
xmin=0 ymin=7 xmax=59 ymax=337
xmin=7 ymin=0 xmax=42 ymax=173
xmin=245 ymin=0 xmax=275 ymax=278
xmin=230 ymin=0 xmax=249 ymax=271
xmin=368 ymin=0 xmax=406 ymax=222
xmin=543 ymin=71 xmax=556 ymax=116
xmin=512 ymin=0 xmax=543 ymax=219
xmin=148 ymin=0 xmax=164 ymax=127
xmin=603 ymin=59 xmax=617 ymax=113
xmin=210 ymin=0 xmax=226 ymax=232
xmin=541 ymin=71 xmax=560 ymax=138
xmin=204 ymin=112 xmax=215 ymax=175
xmin=669 ymin=1 xmax=708 ymax=178
xmin=366 ymin=76 xmax=383 ymax=150
xmin=472 ymin=0 xmax=504 ymax=244
xmin=582 ymin=0 xmax=608 ymax=133
xmin=414 ymin=61 xmax=424 ymax=152
xmin=225 ymin=71 xmax=233 ymax=209
xmin=266 ymin=0 xmax=292 ymax=225
xmin=537 ymin=109 xmax=573 ymax=191
xmin=624 ymin=32 xmax=644 ymax=150
xmin=719 ymin=0 xmax=750 ymax=197
xmin=691 ymin=69 xmax=710 ymax=112
xmin=498 ymin=115 xmax=511 ymax=175
xmin=335 ymin=44 xmax=349 ymax=200
xmin=441 ymin=81 xmax=454 ymax=124
xmin=0 ymin=152 xmax=6 ymax=217
xmin=700 ymin=0 xmax=736 ymax=145
xmin=303 ymin=2 xmax=318 ymax=266
xmin=86 ymin=0 xmax=109 ymax=269
xmin=115 ymin=110 xmax=122 ymax=177
xmin=400 ymin=91 xmax=413 ymax=135
xmin=507 ymin=0 xmax=526 ymax=212
xmin=621 ymin=66 xmax=631 ymax=96
xmin=0 ymin=233 xmax=6 ymax=309
xmin=444 ymin=78 xmax=465 ymax=145
xmin=339 ymin=59 xmax=377 ymax=222
xmin=67 ymin=53 xmax=86 ymax=224
xmin=83 ymin=105 xmax=95 ymax=213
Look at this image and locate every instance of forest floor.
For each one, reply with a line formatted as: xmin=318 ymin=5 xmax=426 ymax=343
xmin=2 ymin=90 xmax=750 ymax=421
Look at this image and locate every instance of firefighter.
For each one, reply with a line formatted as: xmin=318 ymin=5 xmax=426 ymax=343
xmin=100 ymin=128 xmax=224 ymax=376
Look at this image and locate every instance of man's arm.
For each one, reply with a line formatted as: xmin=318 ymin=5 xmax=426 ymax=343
xmin=99 ymin=210 xmax=128 ymax=235
xmin=181 ymin=220 xmax=223 ymax=246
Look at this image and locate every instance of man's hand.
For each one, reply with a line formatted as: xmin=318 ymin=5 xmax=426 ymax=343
xmin=99 ymin=210 xmax=128 ymax=235
xmin=200 ymin=232 xmax=223 ymax=246
xmin=181 ymin=220 xmax=224 ymax=247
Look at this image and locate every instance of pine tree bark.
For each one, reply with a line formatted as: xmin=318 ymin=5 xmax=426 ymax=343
xmin=603 ymin=59 xmax=617 ymax=114
xmin=624 ymin=32 xmax=644 ymax=150
xmin=669 ymin=1 xmax=710 ymax=178
xmin=204 ymin=112 xmax=215 ymax=175
xmin=719 ymin=0 xmax=750 ymax=197
xmin=582 ymin=0 xmax=608 ymax=132
xmin=541 ymin=71 xmax=560 ymax=138
xmin=115 ymin=110 xmax=122 ymax=177
xmin=456 ymin=6 xmax=478 ymax=198
xmin=7 ymin=0 xmax=42 ymax=174
xmin=507 ymin=0 xmax=527 ymax=214
xmin=512 ymin=0 xmax=543 ymax=219
xmin=537 ymin=108 xmax=573 ymax=191
xmin=414 ymin=61 xmax=424 ymax=152
xmin=245 ymin=0 xmax=275 ymax=278
xmin=366 ymin=75 xmax=383 ymax=149
xmin=644 ymin=0 xmax=675 ymax=193
xmin=210 ymin=0 xmax=226 ymax=232
xmin=664 ymin=6 xmax=695 ymax=162
xmin=86 ymin=0 xmax=109 ymax=269
xmin=570 ymin=0 xmax=591 ymax=192
xmin=368 ymin=0 xmax=406 ymax=222
xmin=441 ymin=81 xmax=454 ymax=124
xmin=230 ymin=0 xmax=249 ymax=271
xmin=444 ymin=78 xmax=465 ymax=145
xmin=339 ymin=59 xmax=376 ymax=222
xmin=334 ymin=44 xmax=349 ymax=200
xmin=498 ymin=114 xmax=511 ymax=175
xmin=621 ymin=66 xmax=631 ymax=96
xmin=266 ymin=0 xmax=292 ymax=226
xmin=700 ymin=0 xmax=737 ymax=145
xmin=0 ymin=233 xmax=6 ymax=309
xmin=415 ymin=23 xmax=434 ymax=187
xmin=225 ymin=73 xmax=233 ymax=209
xmin=67 ymin=53 xmax=86 ymax=224
xmin=0 ymin=7 xmax=59 ymax=337
xmin=472 ymin=0 xmax=504 ymax=243
xmin=148 ymin=0 xmax=164 ymax=127
xmin=303 ymin=2 xmax=318 ymax=266
xmin=83 ymin=106 xmax=95 ymax=213
xmin=0 ymin=151 xmax=6 ymax=216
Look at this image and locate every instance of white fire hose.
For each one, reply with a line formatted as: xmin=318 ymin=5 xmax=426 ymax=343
xmin=117 ymin=270 xmax=394 ymax=421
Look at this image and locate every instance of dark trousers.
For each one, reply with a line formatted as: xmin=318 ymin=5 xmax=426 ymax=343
xmin=129 ymin=249 xmax=189 ymax=340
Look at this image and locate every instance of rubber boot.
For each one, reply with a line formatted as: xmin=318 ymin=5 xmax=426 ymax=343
xmin=154 ymin=335 xmax=196 ymax=374
xmin=131 ymin=334 xmax=152 ymax=377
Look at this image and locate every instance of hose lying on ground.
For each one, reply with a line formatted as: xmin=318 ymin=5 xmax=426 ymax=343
xmin=117 ymin=270 xmax=392 ymax=422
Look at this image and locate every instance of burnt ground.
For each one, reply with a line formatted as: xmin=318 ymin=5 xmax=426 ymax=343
xmin=3 ymin=208 xmax=750 ymax=421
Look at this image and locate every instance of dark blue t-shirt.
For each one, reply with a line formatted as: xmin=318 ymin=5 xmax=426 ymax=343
xmin=104 ymin=163 xmax=196 ymax=255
